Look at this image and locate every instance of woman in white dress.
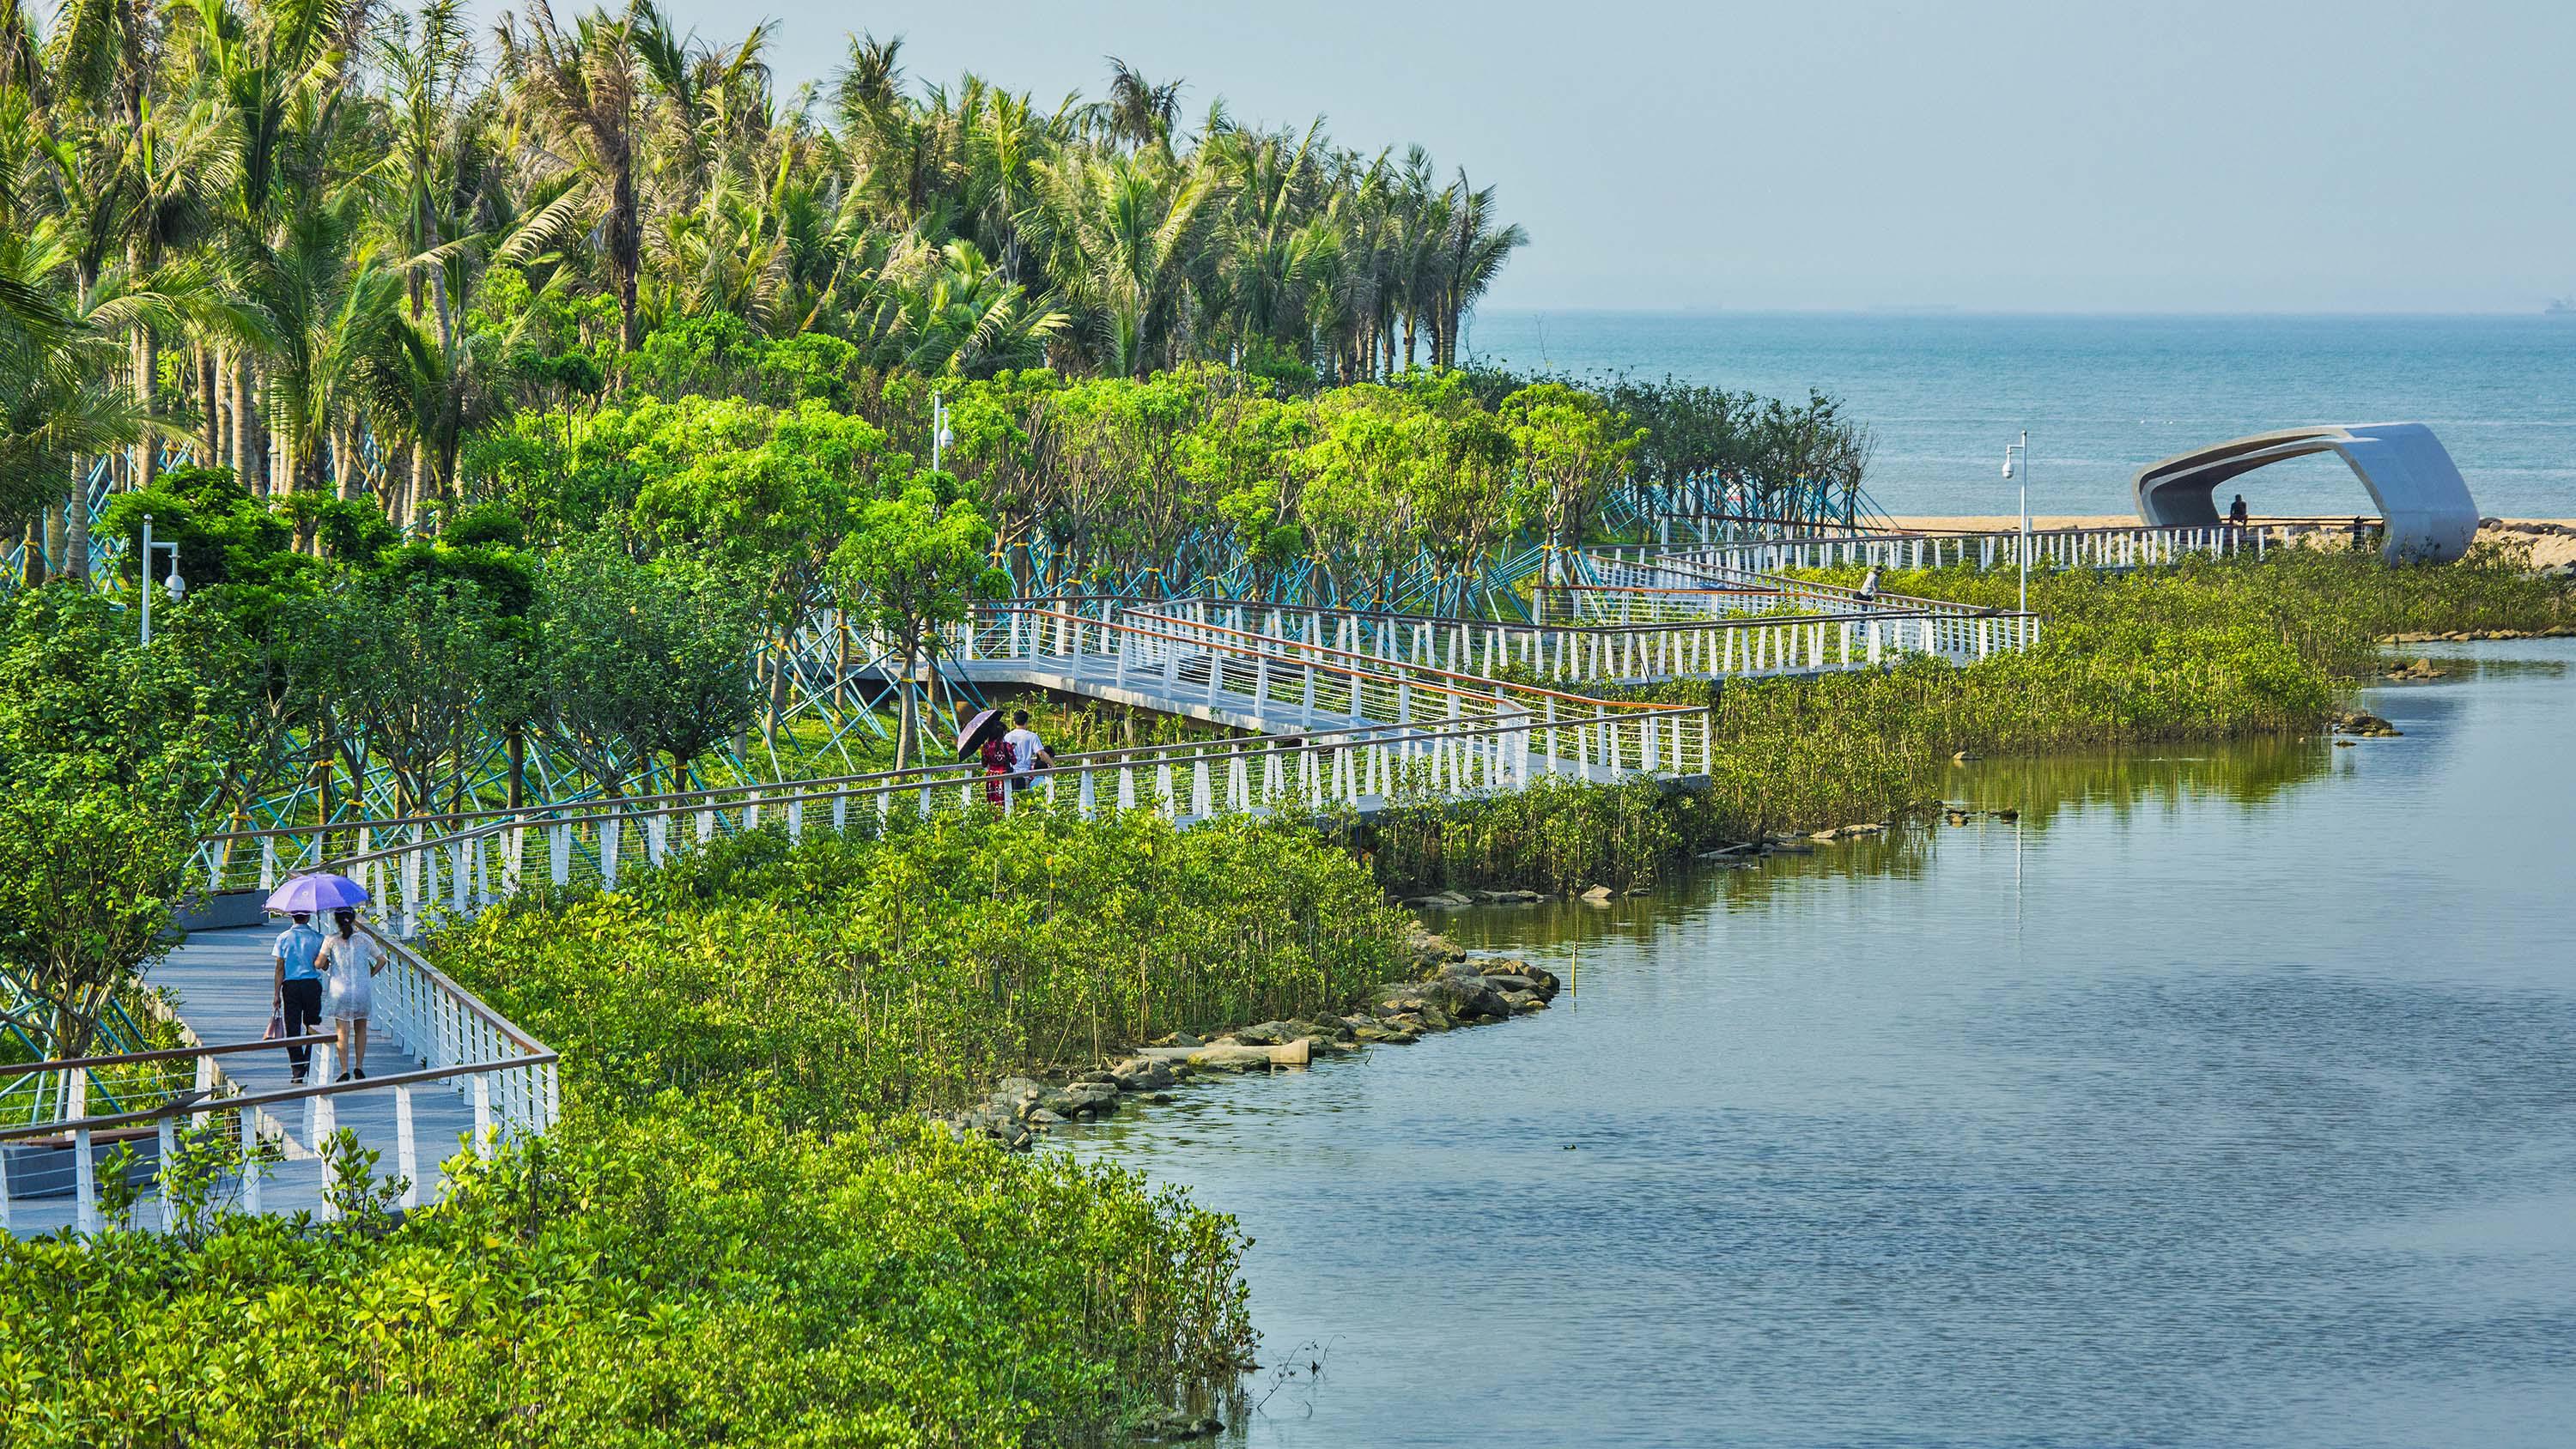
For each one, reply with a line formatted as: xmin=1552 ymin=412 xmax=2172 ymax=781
xmin=315 ymin=908 xmax=385 ymax=1080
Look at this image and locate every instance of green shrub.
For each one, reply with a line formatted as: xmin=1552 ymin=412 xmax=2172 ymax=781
xmin=444 ymin=804 xmax=1407 ymax=1119
xmin=0 ymin=1106 xmax=1252 ymax=1446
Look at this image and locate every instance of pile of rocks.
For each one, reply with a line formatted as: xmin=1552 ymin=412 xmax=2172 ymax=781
xmin=2384 ymin=656 xmax=2449 ymax=682
xmin=2381 ymin=627 xmax=2574 ymax=642
xmin=1349 ymin=931 xmax=1560 ymax=1043
xmin=939 ymin=925 xmax=1559 ymax=1150
xmin=1399 ymin=887 xmax=1546 ymax=908
xmin=1942 ymin=805 xmax=2019 ymax=826
xmin=2330 ymin=710 xmax=2403 ymax=738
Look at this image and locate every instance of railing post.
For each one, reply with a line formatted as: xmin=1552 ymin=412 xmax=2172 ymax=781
xmin=155 ymin=1116 xmax=178 ymax=1234
xmin=308 ymin=1043 xmax=332 ymax=1149
xmin=472 ymin=1074 xmax=492 ymax=1161
xmin=396 ymin=1084 xmax=418 ymax=1209
xmin=74 ymin=1125 xmax=97 ymax=1235
xmin=239 ymin=1106 xmax=261 ymax=1213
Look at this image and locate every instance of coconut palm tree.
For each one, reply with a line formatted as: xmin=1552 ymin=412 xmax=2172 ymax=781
xmin=1025 ymin=149 xmax=1213 ymax=377
xmin=497 ymin=0 xmax=647 ymax=347
xmin=1432 ymin=171 xmax=1525 ymax=367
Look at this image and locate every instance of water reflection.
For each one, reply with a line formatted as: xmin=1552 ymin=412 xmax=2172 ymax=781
xmin=1073 ymin=641 xmax=2576 ymax=1449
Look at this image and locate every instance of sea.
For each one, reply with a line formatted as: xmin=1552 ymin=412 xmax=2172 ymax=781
xmin=1461 ymin=311 xmax=2576 ymax=520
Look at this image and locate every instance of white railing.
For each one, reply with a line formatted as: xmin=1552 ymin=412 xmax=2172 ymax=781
xmin=0 ymin=1034 xmax=556 ymax=1235
xmin=191 ymin=696 xmax=1710 ymax=940
xmin=967 ymin=595 xmax=2031 ymax=690
xmin=1651 ymin=522 xmax=2282 ymax=576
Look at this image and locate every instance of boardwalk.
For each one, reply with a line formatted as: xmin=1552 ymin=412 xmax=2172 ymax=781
xmin=3 ymin=928 xmax=515 ymax=1238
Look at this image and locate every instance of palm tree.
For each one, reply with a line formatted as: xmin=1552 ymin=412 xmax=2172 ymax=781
xmin=1099 ymin=58 xmax=1182 ymax=151
xmin=866 ymin=237 xmax=1064 ymax=378
xmin=1025 ymin=149 xmax=1213 ymax=377
xmin=0 ymin=219 xmax=159 ymax=578
xmin=498 ymin=0 xmax=647 ymax=347
xmin=1433 ymin=170 xmax=1525 ymax=367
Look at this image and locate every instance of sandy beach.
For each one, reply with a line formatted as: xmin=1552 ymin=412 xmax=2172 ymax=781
xmin=1885 ymin=514 xmax=2576 ymax=572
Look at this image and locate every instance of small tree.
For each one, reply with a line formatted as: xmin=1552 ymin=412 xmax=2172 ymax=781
xmin=536 ymin=540 xmax=760 ymax=794
xmin=1501 ymin=382 xmax=1643 ymax=587
xmin=0 ymin=789 xmax=193 ymax=1064
xmin=832 ymin=468 xmax=1006 ymax=768
xmin=302 ymin=577 xmax=509 ymax=816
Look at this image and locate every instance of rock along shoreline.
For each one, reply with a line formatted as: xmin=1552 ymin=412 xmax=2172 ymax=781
xmin=939 ymin=922 xmax=1559 ymax=1151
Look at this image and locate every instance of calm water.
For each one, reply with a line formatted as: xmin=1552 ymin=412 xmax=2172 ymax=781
xmin=1462 ymin=312 xmax=2576 ymax=519
xmin=1067 ymin=642 xmax=2576 ymax=1447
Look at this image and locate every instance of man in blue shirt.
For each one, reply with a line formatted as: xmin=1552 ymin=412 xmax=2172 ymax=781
xmin=271 ymin=912 xmax=325 ymax=1082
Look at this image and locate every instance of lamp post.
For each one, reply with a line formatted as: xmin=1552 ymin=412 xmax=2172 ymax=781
xmin=930 ymin=392 xmax=952 ymax=472
xmin=138 ymin=512 xmax=185 ymax=645
xmin=2000 ymin=431 xmax=2030 ymax=615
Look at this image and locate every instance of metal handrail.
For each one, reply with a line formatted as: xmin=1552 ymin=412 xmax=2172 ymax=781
xmin=0 ymin=1035 xmax=333 ymax=1080
xmin=0 ymin=1051 xmax=562 ymax=1145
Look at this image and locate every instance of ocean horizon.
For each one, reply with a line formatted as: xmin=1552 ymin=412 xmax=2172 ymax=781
xmin=1462 ymin=309 xmax=2576 ymax=520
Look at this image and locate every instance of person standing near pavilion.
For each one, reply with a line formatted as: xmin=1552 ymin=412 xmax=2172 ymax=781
xmin=271 ymin=911 xmax=325 ymax=1083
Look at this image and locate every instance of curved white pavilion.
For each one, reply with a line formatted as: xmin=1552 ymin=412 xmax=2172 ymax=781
xmin=2131 ymin=423 xmax=2481 ymax=563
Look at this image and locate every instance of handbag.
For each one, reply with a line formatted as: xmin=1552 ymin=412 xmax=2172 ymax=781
xmin=263 ymin=991 xmax=287 ymax=1041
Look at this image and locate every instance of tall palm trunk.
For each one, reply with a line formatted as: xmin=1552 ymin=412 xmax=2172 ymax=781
xmin=229 ymin=356 xmax=252 ymax=489
xmin=197 ymin=345 xmax=218 ymax=469
xmin=132 ymin=326 xmax=158 ymax=491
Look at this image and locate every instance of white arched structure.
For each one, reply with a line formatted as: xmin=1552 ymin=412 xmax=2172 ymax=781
xmin=2132 ymin=422 xmax=2480 ymax=563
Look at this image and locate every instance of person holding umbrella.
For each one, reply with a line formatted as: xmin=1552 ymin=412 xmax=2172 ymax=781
xmin=958 ymin=706 xmax=1015 ymax=806
xmin=266 ymin=874 xmax=376 ymax=1079
xmin=270 ymin=911 xmax=325 ymax=1083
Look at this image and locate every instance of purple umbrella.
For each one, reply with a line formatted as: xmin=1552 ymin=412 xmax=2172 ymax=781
xmin=265 ymin=873 xmax=371 ymax=915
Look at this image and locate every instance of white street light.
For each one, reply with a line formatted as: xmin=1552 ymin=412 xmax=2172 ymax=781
xmin=2001 ymin=431 xmax=2031 ymax=615
xmin=931 ymin=392 xmax=952 ymax=472
xmin=139 ymin=512 xmax=184 ymax=644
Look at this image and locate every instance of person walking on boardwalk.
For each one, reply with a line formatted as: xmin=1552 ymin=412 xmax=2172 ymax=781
xmin=271 ymin=911 xmax=325 ymax=1083
xmin=1004 ymin=710 xmax=1053 ymax=791
xmin=315 ymin=908 xmax=384 ymax=1080
xmin=979 ymin=728 xmax=1015 ymax=804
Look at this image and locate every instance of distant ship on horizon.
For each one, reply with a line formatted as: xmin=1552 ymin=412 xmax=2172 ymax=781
xmin=2548 ymin=296 xmax=2576 ymax=317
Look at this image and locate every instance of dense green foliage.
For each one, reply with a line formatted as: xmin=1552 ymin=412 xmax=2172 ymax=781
xmin=0 ymin=588 xmax=228 ymax=1057
xmin=445 ymin=805 xmax=1408 ymax=1116
xmin=0 ymin=1105 xmax=1254 ymax=1446
xmin=0 ymin=794 xmax=1428 ymax=1441
xmin=2 ymin=0 xmax=1534 ymax=577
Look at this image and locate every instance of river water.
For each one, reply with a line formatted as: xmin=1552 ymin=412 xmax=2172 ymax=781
xmin=1066 ymin=641 xmax=2576 ymax=1447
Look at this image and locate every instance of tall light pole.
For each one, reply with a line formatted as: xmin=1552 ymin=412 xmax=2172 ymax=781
xmin=930 ymin=392 xmax=951 ymax=472
xmin=2001 ymin=431 xmax=2030 ymax=615
xmin=137 ymin=512 xmax=185 ymax=645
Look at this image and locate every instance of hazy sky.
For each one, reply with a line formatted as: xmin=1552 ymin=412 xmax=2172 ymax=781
xmin=538 ymin=0 xmax=2576 ymax=312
